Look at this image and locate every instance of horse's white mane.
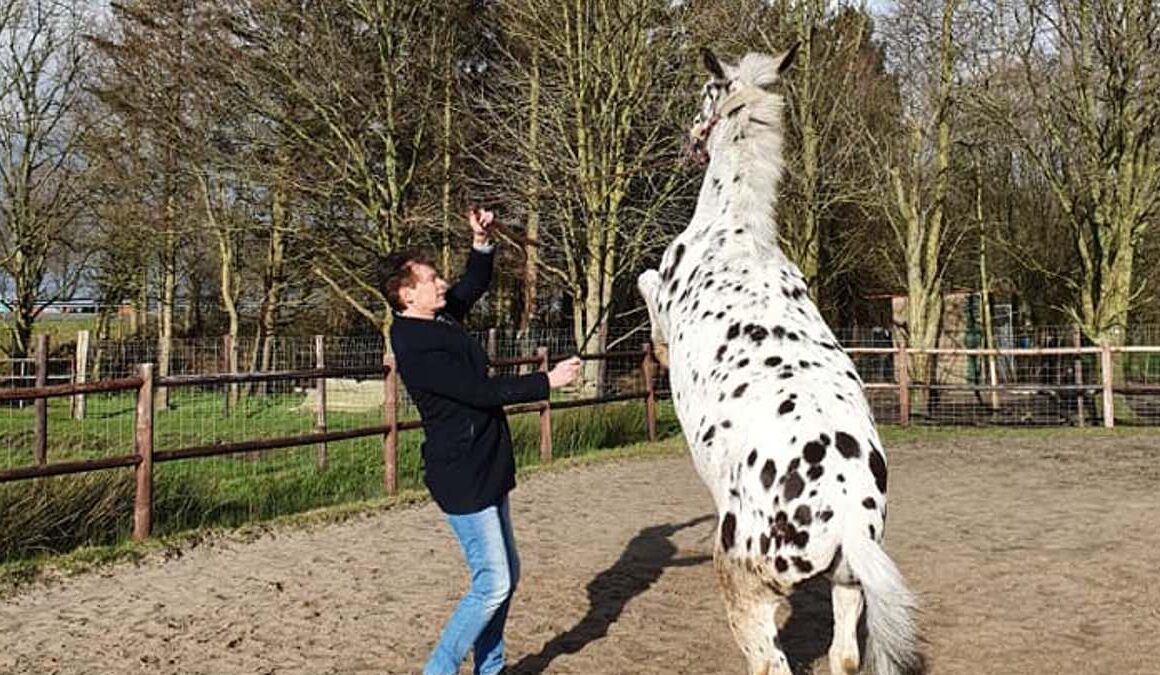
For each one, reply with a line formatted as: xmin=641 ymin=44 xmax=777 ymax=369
xmin=724 ymin=52 xmax=784 ymax=89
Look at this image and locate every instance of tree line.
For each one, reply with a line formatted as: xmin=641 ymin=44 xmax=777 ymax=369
xmin=1 ymin=0 xmax=1157 ymax=377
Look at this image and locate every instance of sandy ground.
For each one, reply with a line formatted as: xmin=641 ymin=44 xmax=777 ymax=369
xmin=2 ymin=431 xmax=1159 ymax=675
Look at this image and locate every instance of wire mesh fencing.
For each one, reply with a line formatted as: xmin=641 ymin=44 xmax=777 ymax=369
xmin=2 ymin=325 xmax=1158 ymax=474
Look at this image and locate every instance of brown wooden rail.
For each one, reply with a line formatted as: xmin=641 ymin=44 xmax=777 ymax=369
xmin=0 ymin=376 xmax=143 ymax=401
xmin=158 ymin=365 xmax=383 ymax=387
xmin=0 ymin=454 xmax=140 ymax=482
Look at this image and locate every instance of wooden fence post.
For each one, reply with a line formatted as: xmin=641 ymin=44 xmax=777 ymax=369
xmin=315 ymin=335 xmax=328 ymax=470
xmin=897 ymin=343 xmax=911 ymax=427
xmin=486 ymin=328 xmax=498 ymax=376
xmin=641 ymin=342 xmax=657 ymax=442
xmin=383 ymin=354 xmax=398 ymax=494
xmin=134 ymin=363 xmax=155 ymax=541
xmin=73 ymin=330 xmax=89 ymax=420
xmin=1101 ymin=343 xmax=1115 ymax=428
xmin=537 ymin=347 xmax=552 ymax=463
xmin=1073 ymin=326 xmax=1085 ymax=427
xmin=35 ymin=334 xmax=48 ymax=465
xmin=222 ymin=334 xmax=233 ymax=418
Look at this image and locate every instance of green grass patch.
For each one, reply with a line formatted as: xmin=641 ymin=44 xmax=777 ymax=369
xmin=0 ymin=315 xmax=135 ymax=358
xmin=876 ymin=423 xmax=1155 ymax=445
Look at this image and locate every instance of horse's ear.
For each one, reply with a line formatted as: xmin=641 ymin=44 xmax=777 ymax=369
xmin=777 ymin=42 xmax=800 ymax=74
xmin=701 ymin=47 xmax=726 ymax=81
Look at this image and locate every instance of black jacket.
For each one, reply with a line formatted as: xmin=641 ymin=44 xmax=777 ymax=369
xmin=389 ymin=249 xmax=549 ymax=514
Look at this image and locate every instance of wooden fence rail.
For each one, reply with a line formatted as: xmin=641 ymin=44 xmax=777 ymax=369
xmin=0 ymin=343 xmax=661 ymax=543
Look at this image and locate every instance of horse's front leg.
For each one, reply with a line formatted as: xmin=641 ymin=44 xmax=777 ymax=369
xmin=636 ymin=269 xmax=670 ymax=367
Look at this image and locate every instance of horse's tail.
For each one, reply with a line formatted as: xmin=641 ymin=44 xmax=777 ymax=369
xmin=842 ymin=526 xmax=919 ymax=675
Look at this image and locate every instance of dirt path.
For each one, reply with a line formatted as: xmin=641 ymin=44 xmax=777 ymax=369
xmin=2 ymin=432 xmax=1158 ymax=674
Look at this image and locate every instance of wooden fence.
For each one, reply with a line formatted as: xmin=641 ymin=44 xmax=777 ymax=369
xmin=850 ymin=344 xmax=1160 ymax=426
xmin=2 ymin=337 xmax=1157 ymax=543
xmin=0 ymin=344 xmax=661 ymax=541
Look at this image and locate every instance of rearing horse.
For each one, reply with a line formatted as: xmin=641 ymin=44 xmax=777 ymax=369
xmin=637 ymin=47 xmax=919 ymax=675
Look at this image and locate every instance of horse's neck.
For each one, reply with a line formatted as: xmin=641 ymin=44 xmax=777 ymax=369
xmin=688 ymin=129 xmax=784 ymax=254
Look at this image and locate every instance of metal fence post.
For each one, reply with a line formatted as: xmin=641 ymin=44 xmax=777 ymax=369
xmin=537 ymin=347 xmax=552 ymax=463
xmin=641 ymin=342 xmax=657 ymax=442
xmin=384 ymin=354 xmax=398 ymax=494
xmin=134 ymin=363 xmax=155 ymax=541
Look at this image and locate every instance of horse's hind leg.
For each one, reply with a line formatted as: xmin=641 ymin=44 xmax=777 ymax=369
xmin=829 ymin=581 xmax=863 ymax=675
xmin=714 ymin=545 xmax=791 ymax=675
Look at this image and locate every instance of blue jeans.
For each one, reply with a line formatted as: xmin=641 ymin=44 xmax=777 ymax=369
xmin=425 ymin=497 xmax=520 ymax=675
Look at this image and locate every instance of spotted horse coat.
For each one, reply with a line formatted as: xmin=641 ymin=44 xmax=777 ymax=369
xmin=638 ymin=48 xmax=919 ymax=675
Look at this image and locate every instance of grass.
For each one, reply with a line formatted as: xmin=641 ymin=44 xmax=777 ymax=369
xmin=0 ymin=391 xmax=682 ymax=572
xmin=876 ymin=421 xmax=1157 ymax=445
xmin=0 ymin=315 xmax=137 ymax=358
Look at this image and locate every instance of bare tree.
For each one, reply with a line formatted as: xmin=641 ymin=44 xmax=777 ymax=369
xmin=223 ymin=0 xmax=447 ymax=337
xmin=0 ymin=0 xmax=89 ymax=357
xmin=488 ymin=0 xmax=693 ymax=384
xmin=976 ymin=0 xmax=1160 ymax=348
xmin=870 ymin=0 xmax=967 ymax=414
xmin=87 ymin=0 xmax=219 ymax=406
xmin=756 ymin=2 xmax=889 ymax=311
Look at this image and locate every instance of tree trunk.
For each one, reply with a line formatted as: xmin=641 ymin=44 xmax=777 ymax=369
xmin=973 ymin=154 xmax=999 ymax=409
xmin=91 ymin=308 xmax=111 ymax=381
xmin=518 ymin=48 xmax=542 ymax=336
xmin=132 ymin=270 xmax=147 ymax=337
xmin=439 ymin=40 xmax=454 ymax=279
xmin=157 ymin=185 xmax=178 ymax=410
xmin=9 ymin=287 xmax=35 ymax=360
xmin=256 ymin=169 xmax=289 ymax=378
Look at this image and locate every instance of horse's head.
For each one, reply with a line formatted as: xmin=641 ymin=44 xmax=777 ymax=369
xmin=688 ymin=45 xmax=799 ymax=164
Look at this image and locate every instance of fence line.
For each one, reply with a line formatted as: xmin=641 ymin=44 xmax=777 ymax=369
xmin=848 ymin=342 xmax=1160 ymax=427
xmin=2 ymin=332 xmax=1158 ymax=546
xmin=0 ymin=343 xmax=661 ymax=543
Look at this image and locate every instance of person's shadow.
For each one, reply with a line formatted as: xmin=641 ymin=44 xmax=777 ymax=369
xmin=508 ymin=514 xmax=714 ymax=674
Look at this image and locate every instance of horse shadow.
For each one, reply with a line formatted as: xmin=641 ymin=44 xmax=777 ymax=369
xmin=781 ymin=575 xmax=836 ymax=674
xmin=507 ymin=514 xmax=714 ymax=674
xmin=508 ymin=514 xmax=925 ymax=675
